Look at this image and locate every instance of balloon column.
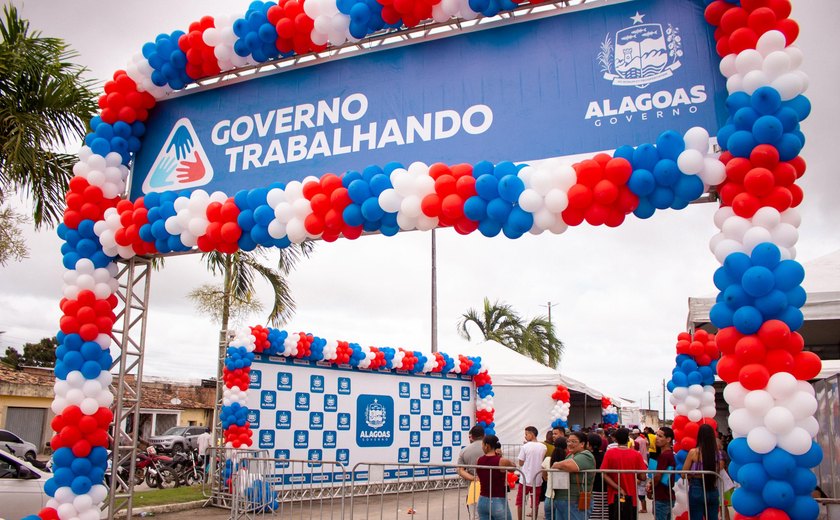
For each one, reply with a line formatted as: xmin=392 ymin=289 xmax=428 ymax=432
xmin=666 ymin=330 xmax=719 ymax=472
xmin=549 ymin=385 xmax=570 ymax=430
xmin=703 ymin=2 xmax=823 ymax=520
xmin=220 ymin=325 xmax=496 ymax=449
xmin=601 ymin=397 xmax=618 ymax=429
xmin=43 ymin=1 xmax=823 ymax=519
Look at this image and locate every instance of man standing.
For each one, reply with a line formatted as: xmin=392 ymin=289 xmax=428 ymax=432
xmin=601 ymin=428 xmax=647 ymax=520
xmin=648 ymin=427 xmax=676 ymax=520
xmin=631 ymin=429 xmax=649 ymax=513
xmin=517 ymin=426 xmax=547 ymax=520
xmin=457 ymin=425 xmax=485 ymax=514
xmin=552 ymin=426 xmax=566 ymax=442
xmin=196 ymin=428 xmax=212 ymax=475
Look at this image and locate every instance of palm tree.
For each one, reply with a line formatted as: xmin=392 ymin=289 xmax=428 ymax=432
xmin=457 ymin=298 xmax=564 ymax=368
xmin=0 ymin=6 xmax=97 ymax=227
xmin=188 ymin=244 xmax=313 ymax=332
xmin=457 ymin=297 xmax=523 ymax=352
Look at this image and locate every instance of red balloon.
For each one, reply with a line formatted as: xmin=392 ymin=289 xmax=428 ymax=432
xmin=747 ymin=8 xmax=777 ymax=34
xmin=757 ymin=320 xmax=790 ymax=349
xmin=735 ymin=335 xmax=766 ymax=364
xmin=716 ymin=355 xmax=740 ymax=383
xmin=739 ymin=363 xmax=770 ymax=390
xmin=574 ymin=160 xmax=602 ymax=188
xmin=420 ymin=194 xmax=442 ymax=218
xmin=792 ymin=351 xmax=822 ymax=380
xmin=772 ymin=163 xmax=797 ymax=187
xmin=759 ymin=509 xmax=791 ymax=520
xmin=455 ymin=175 xmax=477 ymax=199
xmin=566 ymin=185 xmax=593 ymax=210
xmin=766 ymin=348 xmax=795 ymax=374
xmin=303 ymin=213 xmax=324 ymax=235
xmin=434 ymin=175 xmax=457 ymax=197
xmin=732 ymin=192 xmax=760 ymax=218
xmin=593 ymin=180 xmax=619 ymax=205
xmin=729 ymin=27 xmax=759 ymax=53
xmin=762 ymin=186 xmax=793 ymax=212
xmin=743 ymin=168 xmax=775 ymax=197
xmin=720 ymin=7 xmax=749 ymax=34
xmin=716 ymin=325 xmax=742 ymax=354
xmin=776 ymin=18 xmax=799 ymax=45
xmin=705 ymin=1 xmax=733 ymax=26
xmin=604 ymin=158 xmax=632 ymax=184
xmin=441 ymin=194 xmax=464 ymax=220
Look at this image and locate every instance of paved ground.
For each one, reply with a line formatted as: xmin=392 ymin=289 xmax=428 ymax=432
xmin=150 ymin=492 xmax=662 ymax=520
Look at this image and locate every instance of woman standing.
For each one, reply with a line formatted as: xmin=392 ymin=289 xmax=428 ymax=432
xmin=476 ymin=435 xmax=516 ymax=520
xmin=682 ymin=424 xmax=722 ymax=520
xmin=552 ymin=432 xmax=597 ymax=520
xmin=542 ymin=436 xmax=570 ymax=519
xmin=587 ymin=434 xmax=609 ymax=520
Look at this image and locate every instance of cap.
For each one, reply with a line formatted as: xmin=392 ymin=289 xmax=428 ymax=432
xmin=631 ymin=428 xmax=641 ymax=434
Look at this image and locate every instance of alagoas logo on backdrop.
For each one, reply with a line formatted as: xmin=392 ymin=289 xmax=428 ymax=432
xmin=276 ymin=410 xmax=291 ymax=430
xmin=310 ymin=375 xmax=324 ymax=393
xmin=295 ymin=392 xmax=310 ymax=411
xmin=357 ymin=394 xmax=394 ymax=447
xmin=452 ymin=401 xmax=462 ymax=416
xmin=587 ymin=11 xmax=707 ymax=126
xmin=259 ymin=429 xmax=275 ymax=449
xmin=277 ymin=373 xmax=293 ymax=391
xmin=247 ymin=409 xmax=260 ymax=428
xmin=338 ymin=377 xmax=351 ymax=395
xmin=260 ymin=390 xmax=276 ymax=410
xmin=323 ymin=431 xmax=337 ymax=449
xmin=324 ymin=394 xmax=338 ymax=412
xmin=142 ymin=118 xmax=213 ymax=194
xmin=249 ymin=370 xmax=261 ymax=389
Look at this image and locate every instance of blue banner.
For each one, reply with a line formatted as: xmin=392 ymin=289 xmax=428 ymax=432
xmin=129 ymin=0 xmax=724 ymax=200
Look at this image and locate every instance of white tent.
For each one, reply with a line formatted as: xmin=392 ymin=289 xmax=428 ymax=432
xmin=447 ymin=340 xmax=618 ymax=446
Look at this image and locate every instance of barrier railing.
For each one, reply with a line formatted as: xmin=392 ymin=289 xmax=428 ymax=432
xmin=206 ymin=452 xmax=728 ymax=520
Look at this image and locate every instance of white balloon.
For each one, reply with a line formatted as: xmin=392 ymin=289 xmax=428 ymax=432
xmin=518 ymin=189 xmax=543 ymax=212
xmin=766 ymin=372 xmax=798 ymax=400
xmin=700 ymin=158 xmax=726 ymax=186
xmin=796 ymin=380 xmax=816 ymax=396
xmin=776 ymin=427 xmax=812 ymax=456
xmin=785 ymin=391 xmax=818 ymax=421
xmin=756 ymin=30 xmax=787 ymax=57
xmin=728 ymin=408 xmax=760 ymax=437
xmin=798 ymin=416 xmax=820 ymax=438
xmin=714 ymin=239 xmax=742 ymax=264
xmin=762 ymin=50 xmax=791 ymax=77
xmin=723 ymin=382 xmax=748 ymax=408
xmin=735 ymin=49 xmax=764 ymax=75
xmin=687 ymin=409 xmax=702 ymax=422
xmin=744 ymin=390 xmax=775 ymax=416
xmin=764 ymin=406 xmax=796 ymax=435
xmin=672 ymin=386 xmax=688 ymax=401
xmin=688 ymin=384 xmax=704 ymax=397
xmin=746 ymin=426 xmax=776 ymax=454
xmin=73 ymin=494 xmax=94 ymax=512
xmin=57 ymin=503 xmax=78 ymax=519
xmin=719 ymin=54 xmax=737 ymax=78
xmin=79 ymin=508 xmax=101 ymax=520
xmin=713 ymin=207 xmax=735 ymax=230
xmin=742 ymin=226 xmax=773 ymax=253
xmin=677 ymin=150 xmax=704 ymax=174
xmin=722 ymin=215 xmax=750 ymax=241
xmin=544 ymin=189 xmax=569 ymax=213
xmin=742 ymin=69 xmax=770 ymax=94
xmin=55 ymin=486 xmax=75 ymax=504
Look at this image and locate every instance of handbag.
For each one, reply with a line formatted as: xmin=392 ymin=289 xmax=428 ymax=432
xmin=575 ymin=473 xmax=592 ymax=510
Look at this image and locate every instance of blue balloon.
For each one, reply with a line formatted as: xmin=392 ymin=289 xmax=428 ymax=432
xmin=723 ymin=284 xmax=751 ymax=310
xmin=486 ymin=198 xmax=512 ymax=222
xmin=71 ymin=457 xmax=92 ymax=477
xmin=507 ymin=207 xmax=533 ymax=234
xmin=650 ymin=186 xmax=675 ymax=210
xmin=788 ymin=496 xmax=820 ymax=520
xmin=53 ymin=447 xmax=74 ymax=468
xmin=773 ymin=106 xmax=799 ymax=132
xmin=727 ymin=130 xmax=757 ymax=157
xmin=632 ymin=143 xmax=659 ymax=171
xmin=475 ymin=174 xmax=499 ymax=200
xmin=753 ymin=115 xmax=784 ymax=144
xmin=725 ymin=252 xmax=753 ymax=279
xmin=790 ymin=467 xmax=818 ymax=496
xmin=713 ymin=267 xmax=736 ymax=291
xmin=674 ymin=174 xmax=704 ymax=202
xmin=628 ymin=169 xmax=656 ymax=197
xmin=731 ymin=488 xmax=766 ymax=517
xmin=716 ymin=124 xmax=736 ymax=152
xmin=655 ymin=131 xmax=685 ymax=161
xmin=763 ymin=448 xmax=796 ymax=479
xmin=613 ymin=145 xmax=635 ymax=163
xmin=751 ymin=86 xmax=783 ymax=115
xmin=763 ymin=479 xmax=796 ymax=510
xmin=786 ymin=285 xmax=807 ymax=308
xmin=343 ymin=204 xmax=364 ymax=227
xmin=54 ymin=467 xmax=74 ymax=487
xmin=653 ymin=159 xmax=680 ymax=187
xmin=754 ymin=290 xmax=788 ymax=318
xmin=497 ymin=175 xmax=525 ymax=203
xmin=733 ymin=305 xmax=763 ymax=334
xmin=784 ymin=95 xmax=811 ymax=122
xmin=737 ymin=462 xmax=768 ymax=493
xmin=478 ymin=219 xmax=502 ymax=237
xmin=360 ymin=198 xmax=384 ymax=221
xmin=347 ymin=179 xmax=371 ymax=204
xmin=733 ymin=107 xmax=760 ymax=130
xmin=779 ymin=306 xmax=804 ymax=330
xmin=709 ymin=302 xmax=734 ymax=329
xmin=633 ymin=198 xmax=656 ymax=219
xmin=71 ymin=475 xmax=93 ymax=495
xmin=750 ymin=242 xmax=781 ymax=268
xmin=726 ymin=91 xmax=752 ymax=113
xmin=464 ymin=196 xmax=487 ymax=221
xmin=741 ymin=266 xmax=775 ymax=298
xmin=43 ymin=477 xmax=58 ymax=497
xmin=774 ymin=259 xmax=805 ymax=291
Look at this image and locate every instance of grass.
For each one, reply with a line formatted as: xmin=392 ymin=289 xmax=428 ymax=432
xmin=132 ymin=485 xmax=205 ymax=508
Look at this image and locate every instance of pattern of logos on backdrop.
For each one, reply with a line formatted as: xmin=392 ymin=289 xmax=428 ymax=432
xmin=129 ymin=0 xmax=725 ymax=200
xmin=245 ymin=356 xmax=474 ymax=482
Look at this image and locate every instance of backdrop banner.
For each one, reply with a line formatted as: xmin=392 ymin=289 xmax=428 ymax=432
xmin=245 ymin=354 xmax=475 ymax=483
xmin=129 ymin=0 xmax=725 ymax=199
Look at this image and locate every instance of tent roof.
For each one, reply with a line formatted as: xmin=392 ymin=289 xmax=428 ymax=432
xmin=688 ymin=249 xmax=840 ymax=363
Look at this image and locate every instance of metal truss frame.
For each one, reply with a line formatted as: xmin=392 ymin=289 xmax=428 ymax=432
xmin=105 ymin=257 xmax=153 ymax=520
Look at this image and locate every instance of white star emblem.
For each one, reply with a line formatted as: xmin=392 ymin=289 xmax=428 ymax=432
xmin=631 ymin=11 xmax=645 ymax=24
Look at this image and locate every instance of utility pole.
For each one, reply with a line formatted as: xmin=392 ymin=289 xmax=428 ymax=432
xmin=648 ymin=390 xmax=651 ymax=411
xmin=540 ymin=301 xmax=558 ymax=325
xmin=662 ymin=378 xmax=667 ymax=423
xmin=431 ymin=229 xmax=438 ymax=353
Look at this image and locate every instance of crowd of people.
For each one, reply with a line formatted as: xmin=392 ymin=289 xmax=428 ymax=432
xmin=457 ymin=423 xmax=726 ymax=520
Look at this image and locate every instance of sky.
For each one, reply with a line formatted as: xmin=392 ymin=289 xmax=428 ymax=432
xmin=1 ymin=1 xmax=838 ymax=414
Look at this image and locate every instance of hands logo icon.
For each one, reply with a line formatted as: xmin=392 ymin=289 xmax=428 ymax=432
xmin=142 ymin=117 xmax=213 ymax=194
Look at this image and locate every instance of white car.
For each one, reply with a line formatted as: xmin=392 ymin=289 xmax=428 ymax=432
xmin=0 ymin=449 xmax=49 ymax=520
xmin=0 ymin=429 xmax=38 ymax=461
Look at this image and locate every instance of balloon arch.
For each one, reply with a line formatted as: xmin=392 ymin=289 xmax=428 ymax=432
xmin=35 ymin=1 xmax=824 ymax=520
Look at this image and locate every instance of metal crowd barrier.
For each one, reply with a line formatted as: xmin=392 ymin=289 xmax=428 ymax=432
xmin=207 ymin=451 xmax=729 ymax=520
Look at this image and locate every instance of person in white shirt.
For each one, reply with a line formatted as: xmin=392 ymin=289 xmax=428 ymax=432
xmin=517 ymin=426 xmax=547 ymax=520
xmin=196 ymin=428 xmax=212 ymax=473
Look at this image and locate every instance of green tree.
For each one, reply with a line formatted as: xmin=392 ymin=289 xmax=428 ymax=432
xmin=187 ymin=245 xmax=313 ymax=332
xmin=457 ymin=298 xmax=564 ymax=368
xmin=0 ymin=5 xmax=97 ymax=262
xmin=1 ymin=336 xmax=57 ymax=369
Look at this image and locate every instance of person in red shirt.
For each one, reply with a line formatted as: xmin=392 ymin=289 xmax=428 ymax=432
xmin=601 ymin=428 xmax=647 ymax=520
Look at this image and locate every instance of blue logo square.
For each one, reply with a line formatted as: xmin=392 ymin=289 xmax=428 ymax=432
xmin=420 ymin=447 xmax=430 ymax=463
xmin=452 ymin=401 xmax=462 ymax=416
xmin=410 ymin=431 xmax=420 ymax=447
xmin=337 ymin=413 xmax=351 ymax=430
xmin=338 ymin=377 xmax=351 ymax=395
xmin=443 ymin=446 xmax=452 ymax=462
xmin=356 ymin=394 xmax=394 ymax=448
xmin=461 ymin=386 xmax=471 ymax=401
xmin=310 ymin=375 xmax=325 ymax=393
xmin=324 ymin=394 xmax=338 ymax=412
xmin=307 ymin=449 xmax=322 ymax=467
xmin=461 ymin=416 xmax=471 ymax=431
xmin=260 ymin=390 xmax=277 ymax=409
xmin=452 ymin=431 xmax=462 ymax=445
xmin=398 ymin=448 xmax=409 ymax=463
xmin=276 ymin=410 xmax=291 ymax=430
xmin=274 ymin=449 xmax=290 ymax=469
xmin=420 ymin=384 xmax=431 ymax=399
xmin=295 ymin=392 xmax=310 ymax=411
xmin=310 ymin=411 xmax=324 ymax=430
xmin=258 ymin=429 xmax=275 ymax=449
xmin=247 ymin=409 xmax=260 ymax=428
xmin=294 ymin=430 xmax=309 ymax=449
xmin=399 ymin=415 xmax=411 ymax=431
xmin=443 ymin=385 xmax=452 ymax=400
xmin=420 ymin=415 xmax=431 ymax=431
xmin=433 ymin=431 xmax=443 ymax=446
xmin=277 ymin=372 xmax=293 ymax=391
xmin=443 ymin=416 xmax=452 ymax=431
xmin=323 ymin=431 xmax=337 ymax=449
xmin=336 ymin=449 xmax=349 ymax=464
xmin=409 ymin=399 xmax=421 ymax=415
xmin=249 ymin=370 xmax=261 ymax=389
xmin=399 ymin=382 xmax=410 ymax=398
xmin=433 ymin=400 xmax=443 ymax=415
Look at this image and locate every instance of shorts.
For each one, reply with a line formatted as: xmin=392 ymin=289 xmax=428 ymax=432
xmin=516 ymin=484 xmax=540 ymax=507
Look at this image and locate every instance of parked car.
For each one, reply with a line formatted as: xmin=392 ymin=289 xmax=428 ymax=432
xmin=0 ymin=429 xmax=38 ymax=461
xmin=148 ymin=426 xmax=208 ymax=454
xmin=0 ymin=449 xmax=49 ymax=520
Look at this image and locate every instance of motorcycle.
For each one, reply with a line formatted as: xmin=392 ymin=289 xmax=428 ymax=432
xmin=163 ymin=448 xmax=204 ymax=487
xmin=4 ymin=444 xmax=50 ymax=472
xmin=142 ymin=447 xmax=176 ymax=488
